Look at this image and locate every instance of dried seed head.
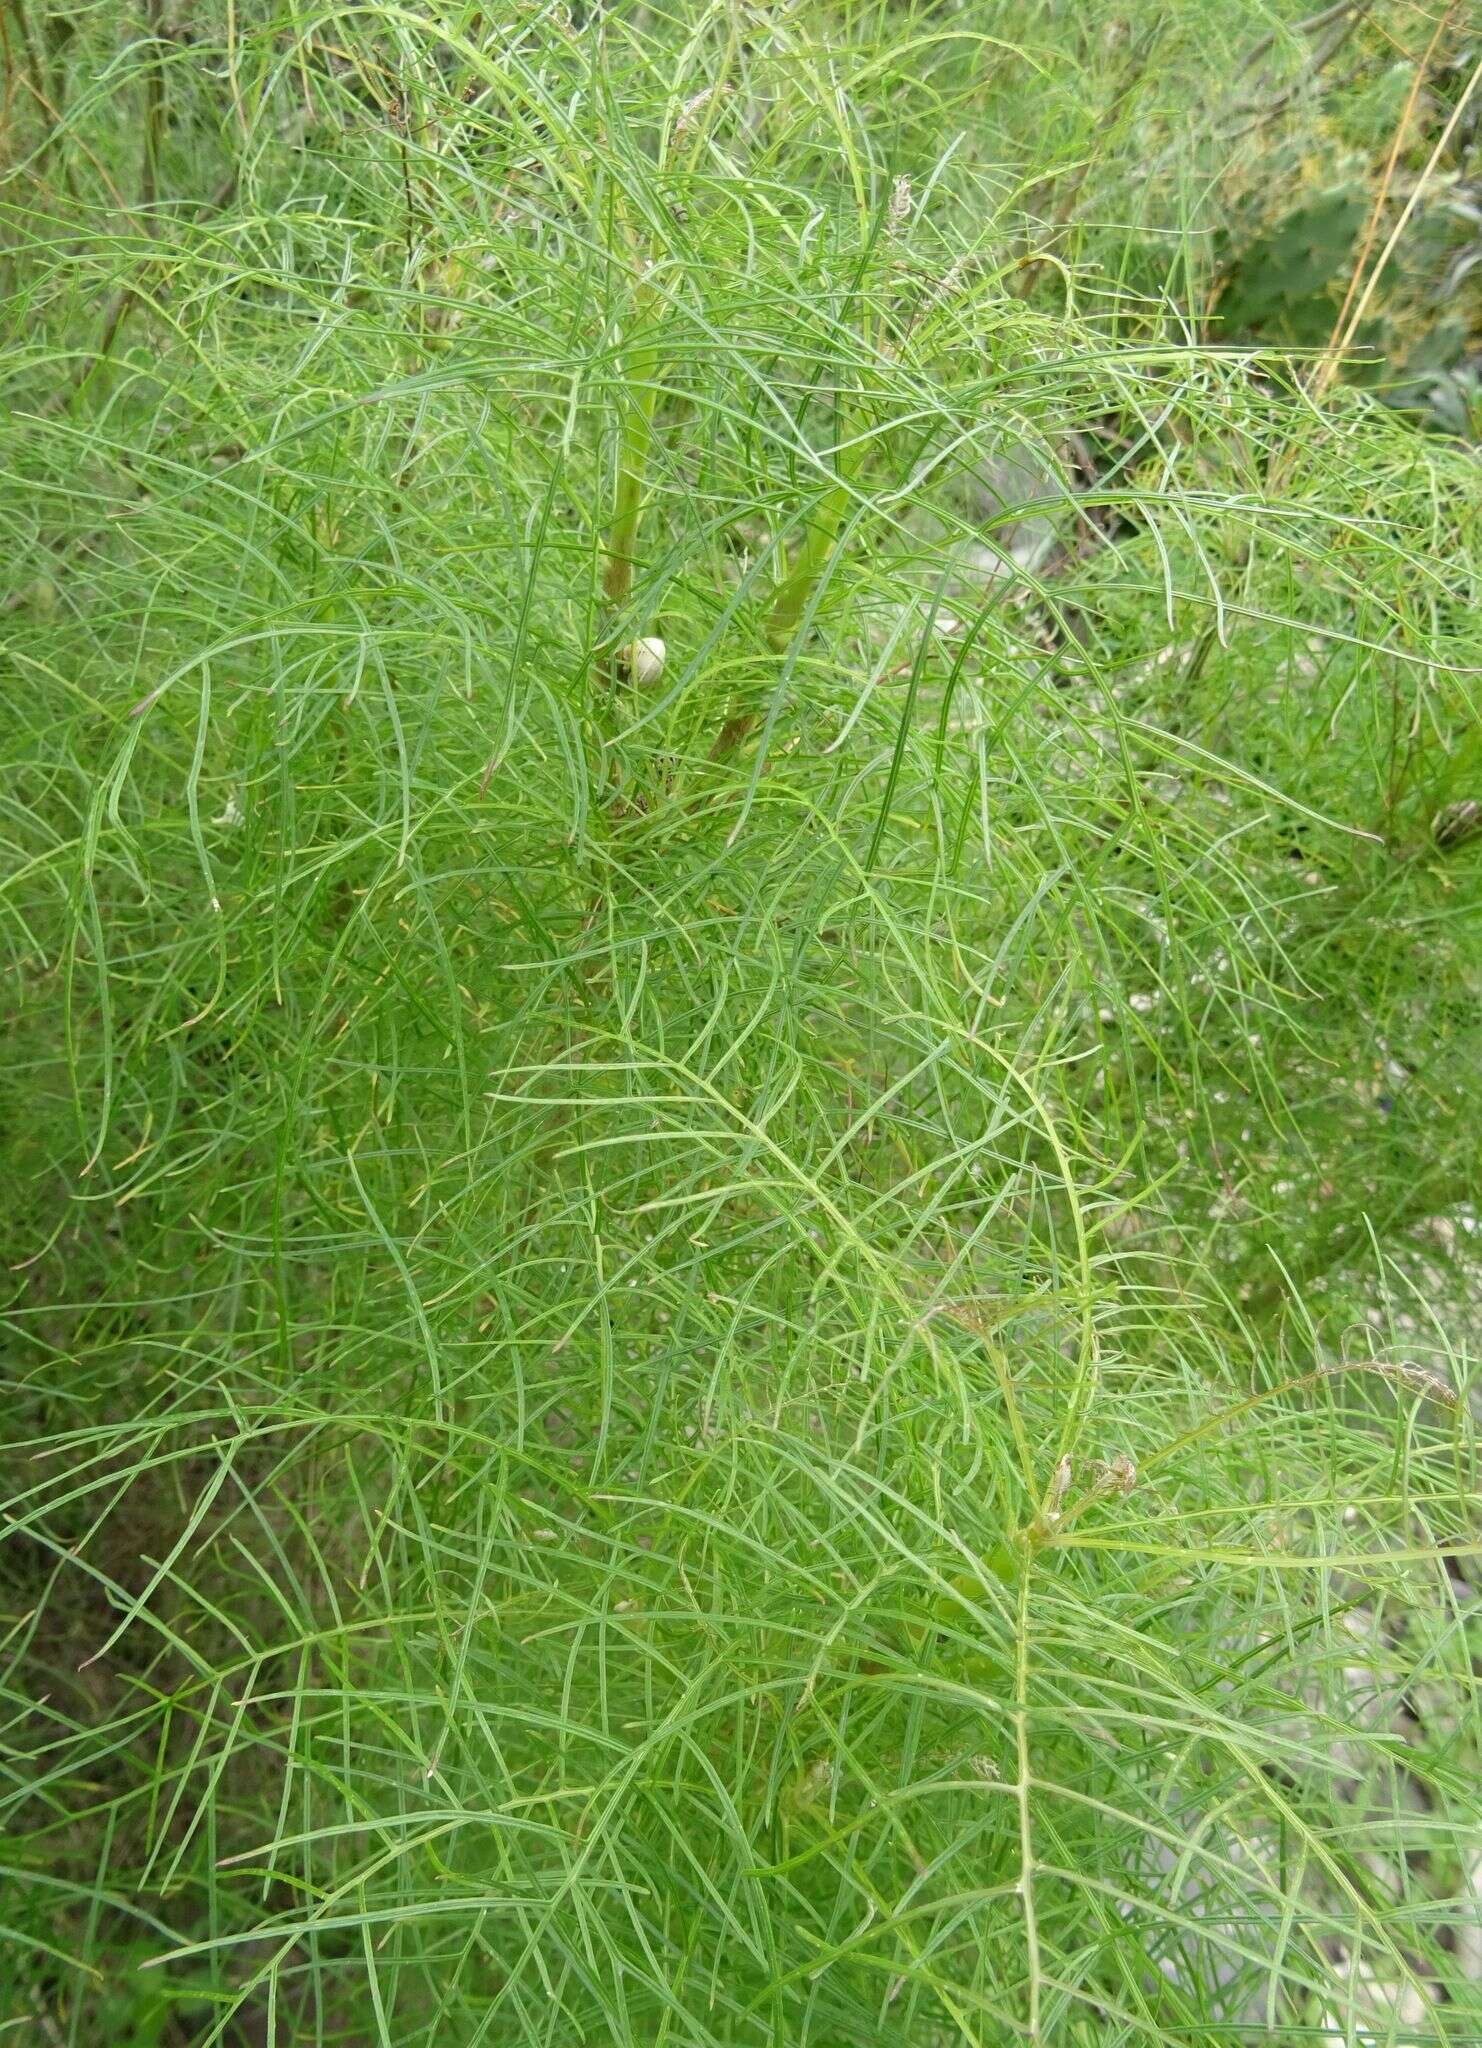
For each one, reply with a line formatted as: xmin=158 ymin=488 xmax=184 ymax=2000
xmin=1324 ymin=1360 xmax=1459 ymax=1409
xmin=674 ymin=83 xmax=726 ymax=142
xmin=782 ymin=1756 xmax=834 ymax=1816
xmin=1024 ymin=1455 xmax=1075 ymax=1552
xmin=1046 ymin=1455 xmax=1073 ymax=1517
xmin=1090 ymin=1453 xmax=1137 ymax=1500
xmin=923 ymin=254 xmax=971 ymax=320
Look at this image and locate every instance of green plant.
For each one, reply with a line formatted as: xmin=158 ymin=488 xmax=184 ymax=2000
xmin=1 ymin=5 xmax=1478 ymax=2045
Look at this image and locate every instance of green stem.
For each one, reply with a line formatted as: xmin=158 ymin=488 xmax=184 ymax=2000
xmin=764 ymin=471 xmax=855 ymax=650
xmin=763 ymin=369 xmax=877 ymax=651
xmin=601 ymin=344 xmax=657 ymax=612
xmin=141 ymin=0 xmax=165 ymax=217
xmin=710 ymin=429 xmax=864 ymax=760
xmin=5 ymin=0 xmax=47 ymax=137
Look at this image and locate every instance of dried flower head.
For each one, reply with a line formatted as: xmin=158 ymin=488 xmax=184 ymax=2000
xmin=936 ymin=255 xmax=970 ymax=303
xmin=1047 ymin=1455 xmax=1073 ymax=1516
xmin=674 ymin=84 xmax=727 ymax=143
xmin=1324 ymin=1360 xmax=1459 ymax=1409
xmin=1089 ymin=1452 xmax=1137 ymax=1500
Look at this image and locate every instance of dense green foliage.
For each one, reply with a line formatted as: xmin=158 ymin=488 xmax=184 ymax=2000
xmin=2 ymin=4 xmax=1479 ymax=2042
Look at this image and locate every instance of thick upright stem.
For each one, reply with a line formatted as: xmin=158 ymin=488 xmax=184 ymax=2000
xmin=598 ymin=288 xmax=659 ymax=701
xmin=711 ymin=435 xmax=861 ymax=760
xmin=602 ymin=352 xmax=656 ymax=610
xmin=764 ymin=476 xmax=851 ymax=650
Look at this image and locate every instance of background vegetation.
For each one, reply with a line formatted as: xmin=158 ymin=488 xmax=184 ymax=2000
xmin=1 ymin=2 xmax=1479 ymax=2042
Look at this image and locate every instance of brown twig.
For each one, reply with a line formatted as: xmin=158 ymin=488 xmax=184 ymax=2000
xmin=1318 ymin=29 xmax=1481 ymax=397
xmin=1313 ymin=2 xmax=1457 ymax=399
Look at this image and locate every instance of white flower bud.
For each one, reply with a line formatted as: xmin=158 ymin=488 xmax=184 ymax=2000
xmin=625 ymin=636 xmax=666 ymax=684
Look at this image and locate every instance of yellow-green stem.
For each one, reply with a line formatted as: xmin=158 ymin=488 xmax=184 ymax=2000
xmin=602 ymin=332 xmax=658 ymax=615
xmin=764 ymin=418 xmax=865 ymax=650
xmin=764 ymin=477 xmax=851 ymax=649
